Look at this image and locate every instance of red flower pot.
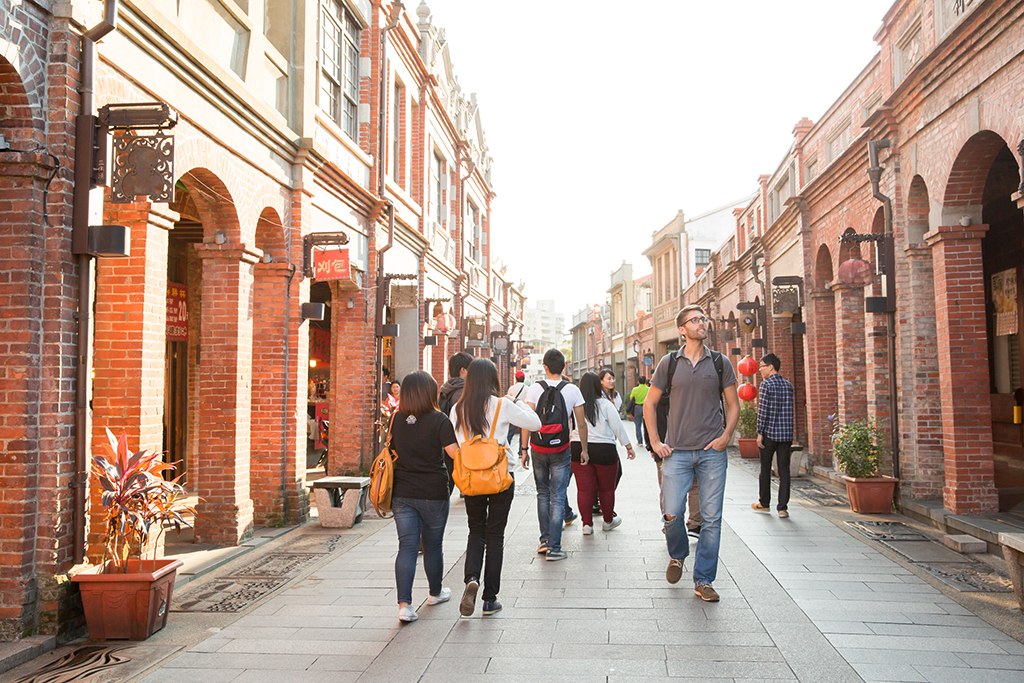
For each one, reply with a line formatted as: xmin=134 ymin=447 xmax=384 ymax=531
xmin=738 ymin=437 xmax=759 ymax=459
xmin=71 ymin=558 xmax=183 ymax=640
xmin=842 ymin=476 xmax=897 ymax=514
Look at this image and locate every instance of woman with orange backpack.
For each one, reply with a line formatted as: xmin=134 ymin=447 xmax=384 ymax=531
xmin=451 ymin=359 xmax=540 ymax=617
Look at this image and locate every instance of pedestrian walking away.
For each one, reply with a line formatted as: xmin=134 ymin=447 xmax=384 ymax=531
xmin=571 ymin=372 xmax=635 ymax=535
xmin=451 ymin=359 xmax=541 ymax=617
xmin=644 ymin=305 xmax=739 ymax=602
xmin=628 ymin=376 xmax=650 ymax=449
xmin=438 ymin=352 xmax=473 ymax=494
xmin=751 ymin=353 xmax=795 ymax=518
xmin=388 ymin=371 xmax=458 ymax=622
xmin=505 ymin=370 xmax=529 ymax=464
xmin=596 ymin=368 xmax=625 ymax=515
xmin=522 ymin=349 xmax=588 ymax=561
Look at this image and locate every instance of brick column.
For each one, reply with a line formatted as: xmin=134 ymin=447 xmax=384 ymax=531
xmin=925 ymin=224 xmax=998 ymax=513
xmin=431 ymin=335 xmax=450 ymax=389
xmin=193 ymin=243 xmax=256 ymax=544
xmin=898 ymin=245 xmax=944 ymax=499
xmin=0 ymin=151 xmax=56 ymax=640
xmin=328 ymin=277 xmax=376 ymax=475
xmin=89 ymin=205 xmax=174 ymax=559
xmin=834 ymin=283 xmax=867 ymax=424
xmin=805 ymin=290 xmax=837 ymax=464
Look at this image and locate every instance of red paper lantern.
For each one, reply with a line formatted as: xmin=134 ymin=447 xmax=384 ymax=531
xmin=737 ymin=356 xmax=758 ymax=377
xmin=737 ymin=383 xmax=758 ymax=402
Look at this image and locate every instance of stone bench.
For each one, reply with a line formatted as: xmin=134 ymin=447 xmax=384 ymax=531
xmin=999 ymin=532 xmax=1024 ymax=610
xmin=310 ymin=476 xmax=370 ymax=529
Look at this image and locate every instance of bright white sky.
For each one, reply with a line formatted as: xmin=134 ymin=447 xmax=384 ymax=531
xmin=426 ymin=0 xmax=896 ymax=331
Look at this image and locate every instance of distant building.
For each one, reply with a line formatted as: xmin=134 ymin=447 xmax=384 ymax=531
xmin=523 ymin=299 xmax=565 ymax=352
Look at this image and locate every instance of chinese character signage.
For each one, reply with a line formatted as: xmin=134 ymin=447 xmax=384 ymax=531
xmin=310 ymin=328 xmax=331 ymax=362
xmin=167 ymin=282 xmax=188 ymax=342
xmin=992 ymin=269 xmax=1017 ymax=337
xmin=313 ymin=248 xmax=351 ymax=281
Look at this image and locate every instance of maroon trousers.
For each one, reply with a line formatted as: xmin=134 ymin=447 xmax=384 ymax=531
xmin=571 ymin=460 xmax=618 ymax=527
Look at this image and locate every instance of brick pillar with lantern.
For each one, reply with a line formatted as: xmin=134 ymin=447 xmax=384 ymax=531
xmin=925 ymin=223 xmax=999 ymax=513
xmin=805 ymin=289 xmax=838 ymax=464
xmin=833 ymin=282 xmax=868 ymax=425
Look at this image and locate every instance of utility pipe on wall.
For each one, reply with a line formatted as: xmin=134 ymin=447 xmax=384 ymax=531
xmin=867 ymin=138 xmax=901 ymax=486
xmin=73 ymin=0 xmax=119 ymax=566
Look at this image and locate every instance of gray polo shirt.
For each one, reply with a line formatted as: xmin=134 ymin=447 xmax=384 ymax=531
xmin=650 ymin=346 xmax=737 ymax=451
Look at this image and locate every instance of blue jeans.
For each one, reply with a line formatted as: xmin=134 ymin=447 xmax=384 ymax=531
xmin=633 ymin=404 xmax=648 ymax=447
xmin=393 ymin=497 xmax=449 ymax=604
xmin=661 ymin=448 xmax=727 ymax=586
xmin=531 ymin=448 xmax=572 ymax=552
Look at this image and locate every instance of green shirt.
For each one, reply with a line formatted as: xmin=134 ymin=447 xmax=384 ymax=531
xmin=629 ymin=384 xmax=649 ymax=405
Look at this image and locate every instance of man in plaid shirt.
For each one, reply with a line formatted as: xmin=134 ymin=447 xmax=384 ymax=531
xmin=751 ymin=353 xmax=795 ymax=518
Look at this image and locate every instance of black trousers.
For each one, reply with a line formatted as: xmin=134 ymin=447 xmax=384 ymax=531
xmin=759 ymin=436 xmax=792 ymax=511
xmin=464 ymin=480 xmax=515 ymax=602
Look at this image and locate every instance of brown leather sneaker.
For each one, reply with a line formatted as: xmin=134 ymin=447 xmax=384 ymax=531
xmin=694 ymin=584 xmax=720 ymax=602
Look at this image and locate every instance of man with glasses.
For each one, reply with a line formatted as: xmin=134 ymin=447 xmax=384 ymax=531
xmin=644 ymin=305 xmax=739 ymax=602
xmin=751 ymin=353 xmax=795 ymax=518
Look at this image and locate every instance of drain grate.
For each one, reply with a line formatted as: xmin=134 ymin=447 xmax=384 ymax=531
xmin=12 ymin=645 xmax=130 ymax=683
xmin=231 ymin=552 xmax=322 ymax=577
xmin=846 ymin=520 xmax=930 ymax=541
xmin=279 ymin=533 xmax=359 ymax=554
xmin=790 ymin=479 xmax=848 ymax=507
xmin=172 ymin=577 xmax=291 ymax=612
xmin=914 ymin=561 xmax=1013 ymax=593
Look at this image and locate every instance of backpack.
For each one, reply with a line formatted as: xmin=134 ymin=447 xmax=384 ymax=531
xmin=655 ymin=348 xmax=725 ymax=443
xmin=530 ymin=380 xmax=571 ymax=453
xmin=438 ymin=383 xmax=461 ymax=417
xmin=453 ymin=400 xmax=513 ymax=496
xmin=369 ymin=415 xmax=397 ymax=518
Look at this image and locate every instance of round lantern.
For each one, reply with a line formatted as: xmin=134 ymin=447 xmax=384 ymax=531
xmin=737 ymin=356 xmax=758 ymax=377
xmin=737 ymin=383 xmax=758 ymax=402
xmin=837 ymin=258 xmax=874 ymax=288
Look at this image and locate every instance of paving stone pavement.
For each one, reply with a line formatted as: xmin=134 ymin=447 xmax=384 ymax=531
xmin=136 ymin=443 xmax=1024 ymax=683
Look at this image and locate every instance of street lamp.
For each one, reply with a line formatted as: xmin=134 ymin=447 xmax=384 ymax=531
xmin=632 ymin=339 xmax=640 ymax=385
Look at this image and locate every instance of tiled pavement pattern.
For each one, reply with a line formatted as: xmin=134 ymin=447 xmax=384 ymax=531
xmin=141 ymin=446 xmax=1024 ymax=683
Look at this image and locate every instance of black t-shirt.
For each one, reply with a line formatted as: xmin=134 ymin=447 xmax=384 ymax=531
xmin=391 ymin=410 xmax=457 ymax=501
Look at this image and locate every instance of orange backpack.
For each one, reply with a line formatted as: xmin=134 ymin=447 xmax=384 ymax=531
xmin=453 ymin=400 xmax=513 ymax=496
xmin=369 ymin=415 xmax=397 ymax=517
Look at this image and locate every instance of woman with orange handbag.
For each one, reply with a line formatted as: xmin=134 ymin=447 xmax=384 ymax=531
xmin=451 ymin=359 xmax=540 ymax=617
xmin=389 ymin=371 xmax=458 ymax=623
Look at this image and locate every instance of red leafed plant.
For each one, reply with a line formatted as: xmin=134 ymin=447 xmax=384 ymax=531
xmin=93 ymin=428 xmax=196 ymax=573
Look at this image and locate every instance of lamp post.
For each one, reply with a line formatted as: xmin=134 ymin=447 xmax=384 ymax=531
xmin=632 ymin=339 xmax=640 ymax=389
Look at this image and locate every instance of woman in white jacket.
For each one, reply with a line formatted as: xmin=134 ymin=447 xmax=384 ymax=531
xmin=571 ymin=372 xmax=635 ymax=534
xmin=451 ymin=359 xmax=541 ymax=617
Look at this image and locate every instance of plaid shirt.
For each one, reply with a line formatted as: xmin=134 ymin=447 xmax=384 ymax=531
xmin=756 ymin=373 xmax=794 ymax=442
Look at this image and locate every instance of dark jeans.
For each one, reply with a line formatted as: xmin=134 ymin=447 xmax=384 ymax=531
xmin=393 ymin=497 xmax=449 ymax=604
xmin=633 ymin=405 xmax=649 ymax=447
xmin=464 ymin=481 xmax=515 ymax=602
xmin=758 ymin=437 xmax=792 ymax=511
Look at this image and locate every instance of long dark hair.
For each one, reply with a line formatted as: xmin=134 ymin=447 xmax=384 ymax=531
xmin=580 ymin=372 xmax=601 ymax=427
xmin=454 ymin=359 xmax=501 ymax=437
xmin=598 ymin=369 xmax=618 ymax=400
xmin=398 ymin=371 xmax=438 ymax=418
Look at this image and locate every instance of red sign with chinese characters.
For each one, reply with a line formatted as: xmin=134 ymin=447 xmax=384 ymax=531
xmin=167 ymin=282 xmax=188 ymax=342
xmin=312 ymin=248 xmax=351 ymax=281
xmin=310 ymin=328 xmax=331 ymax=363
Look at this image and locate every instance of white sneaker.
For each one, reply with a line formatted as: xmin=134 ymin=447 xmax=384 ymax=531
xmin=602 ymin=515 xmax=622 ymax=531
xmin=398 ymin=605 xmax=418 ymax=622
xmin=582 ymin=525 xmax=593 ymax=535
xmin=427 ymin=587 xmax=451 ymax=605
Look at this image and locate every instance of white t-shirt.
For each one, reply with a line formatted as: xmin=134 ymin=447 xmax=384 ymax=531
xmin=525 ymin=378 xmax=584 ymax=413
xmin=571 ymin=397 xmax=632 ymax=446
xmin=506 ymin=381 xmax=528 ymax=402
xmin=450 ymin=396 xmax=541 ymax=447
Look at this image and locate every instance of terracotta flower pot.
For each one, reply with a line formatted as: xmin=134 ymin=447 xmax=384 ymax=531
xmin=71 ymin=558 xmax=182 ymax=640
xmin=842 ymin=475 xmax=897 ymax=514
xmin=738 ymin=437 xmax=759 ymax=459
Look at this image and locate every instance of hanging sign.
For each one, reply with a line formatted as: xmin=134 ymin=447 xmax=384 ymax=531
xmin=312 ymin=248 xmax=351 ymax=281
xmin=166 ymin=282 xmax=188 ymax=342
xmin=310 ymin=328 xmax=331 ymax=363
xmin=993 ymin=268 xmax=1017 ymax=336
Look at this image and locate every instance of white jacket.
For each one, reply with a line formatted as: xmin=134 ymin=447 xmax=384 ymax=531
xmin=450 ymin=396 xmax=541 ymax=447
xmin=571 ymin=397 xmax=632 ymax=446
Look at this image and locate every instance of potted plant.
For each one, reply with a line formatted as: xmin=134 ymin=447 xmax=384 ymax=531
xmin=71 ymin=428 xmax=196 ymax=640
xmin=830 ymin=416 xmax=897 ymax=514
xmin=737 ymin=401 xmax=759 ymax=459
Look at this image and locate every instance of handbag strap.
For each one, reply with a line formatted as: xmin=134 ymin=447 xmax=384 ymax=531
xmin=384 ymin=413 xmax=396 ymax=448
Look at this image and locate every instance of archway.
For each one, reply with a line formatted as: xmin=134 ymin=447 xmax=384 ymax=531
xmin=806 ymin=244 xmax=838 ymax=464
xmin=836 ymin=229 xmax=867 ymax=425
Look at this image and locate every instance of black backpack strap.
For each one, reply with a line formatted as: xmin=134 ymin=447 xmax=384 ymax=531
xmin=664 ymin=351 xmax=680 ymax=397
xmin=710 ymin=349 xmax=724 ymax=394
xmin=555 ymin=380 xmax=568 ymax=391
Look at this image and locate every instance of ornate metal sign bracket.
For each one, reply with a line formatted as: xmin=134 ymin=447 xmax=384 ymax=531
xmin=99 ymin=102 xmax=178 ymax=204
